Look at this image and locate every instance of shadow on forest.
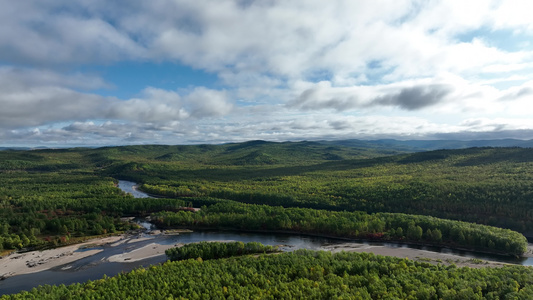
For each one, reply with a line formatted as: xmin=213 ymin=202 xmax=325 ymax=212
xmin=108 ymin=156 xmax=401 ymax=182
xmin=453 ymin=148 xmax=533 ymax=167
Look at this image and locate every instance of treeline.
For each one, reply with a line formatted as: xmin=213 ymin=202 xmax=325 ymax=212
xmin=132 ymin=147 xmax=533 ymax=235
xmin=165 ymin=241 xmax=278 ymax=261
xmin=3 ymin=250 xmax=533 ymax=299
xmin=152 ymin=202 xmax=528 ymax=256
xmin=0 ymin=169 xmax=193 ymax=251
xmin=2 ymin=145 xmax=533 ymax=255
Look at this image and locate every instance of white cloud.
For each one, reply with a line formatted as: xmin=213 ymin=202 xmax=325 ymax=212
xmin=1 ymin=0 xmax=532 ymax=88
xmin=108 ymin=88 xmax=189 ymax=123
xmin=108 ymin=86 xmax=232 ymax=122
xmin=0 ymin=1 xmax=145 ymax=65
xmin=287 ymin=78 xmax=456 ymax=111
xmin=185 ymin=87 xmax=232 ymax=117
xmin=2 ymin=1 xmax=533 ymax=145
xmin=0 ymin=67 xmax=111 ymax=128
xmin=0 ymin=67 xmax=233 ymax=133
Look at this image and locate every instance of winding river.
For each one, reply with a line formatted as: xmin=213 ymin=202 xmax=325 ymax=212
xmin=116 ymin=181 xmax=533 ymax=267
xmin=1 ymin=181 xmax=531 ymax=295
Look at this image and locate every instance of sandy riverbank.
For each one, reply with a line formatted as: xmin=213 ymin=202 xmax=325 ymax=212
xmin=2 ymin=234 xmax=531 ymax=280
xmin=0 ymin=236 xmax=123 ymax=278
xmin=106 ymin=239 xmax=236 ymax=263
xmin=321 ymin=243 xmax=533 ymax=268
xmin=107 ymin=242 xmax=181 ymax=263
xmin=1 ymin=232 xmax=187 ymax=280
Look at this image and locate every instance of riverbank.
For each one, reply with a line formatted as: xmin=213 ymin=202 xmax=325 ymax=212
xmin=322 ymin=243 xmax=533 ymax=268
xmin=0 ymin=236 xmax=123 ymax=279
xmin=107 ymin=242 xmax=179 ymax=263
xmin=2 ymin=230 xmax=531 ymax=282
xmin=0 ymin=229 xmax=195 ymax=280
xmin=156 ymin=225 xmax=531 ymax=259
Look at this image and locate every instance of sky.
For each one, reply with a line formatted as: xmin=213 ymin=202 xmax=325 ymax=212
xmin=2 ymin=0 xmax=533 ymax=147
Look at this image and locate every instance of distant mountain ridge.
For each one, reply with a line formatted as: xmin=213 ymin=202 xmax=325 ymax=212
xmin=320 ymin=138 xmax=533 ymax=151
xmin=2 ymin=138 xmax=533 ymax=152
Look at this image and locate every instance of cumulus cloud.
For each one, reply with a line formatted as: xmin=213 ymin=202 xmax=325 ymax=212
xmin=108 ymin=88 xmax=189 ymax=123
xmin=107 ymin=87 xmax=232 ymax=122
xmin=289 ymin=80 xmax=454 ymax=111
xmin=0 ymin=67 xmax=232 ymax=133
xmin=0 ymin=1 xmax=145 ymax=65
xmin=0 ymin=67 xmax=111 ymax=128
xmin=3 ymin=1 xmax=532 ymax=81
xmin=289 ymin=82 xmax=361 ymax=111
xmin=371 ymin=84 xmax=453 ymax=110
xmin=2 ymin=1 xmax=533 ymax=145
xmin=186 ymin=87 xmax=233 ymax=117
xmin=498 ymin=85 xmax=533 ymax=101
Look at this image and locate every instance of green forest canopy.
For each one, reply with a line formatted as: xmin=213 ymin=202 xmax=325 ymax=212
xmin=3 ymin=248 xmax=532 ymax=299
xmin=1 ymin=142 xmax=533 ymax=298
xmin=1 ymin=143 xmax=532 ymax=253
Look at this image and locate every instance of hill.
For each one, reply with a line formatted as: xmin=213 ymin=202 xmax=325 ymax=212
xmin=322 ymin=138 xmax=533 ymax=151
xmin=1 ymin=142 xmax=532 ymax=249
xmin=96 ymin=144 xmax=533 ymax=238
xmin=1 ymin=140 xmax=532 ymax=297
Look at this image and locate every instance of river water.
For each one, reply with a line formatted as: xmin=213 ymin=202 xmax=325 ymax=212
xmin=1 ymin=180 xmax=531 ymax=295
xmin=116 ymin=181 xmax=532 ymax=266
xmin=117 ymin=180 xmax=152 ymax=198
xmin=0 ymin=230 xmax=343 ymax=295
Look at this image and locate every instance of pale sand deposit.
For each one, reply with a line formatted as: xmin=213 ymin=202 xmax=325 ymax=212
xmin=107 ymin=243 xmax=182 ymax=263
xmin=321 ymin=243 xmax=529 ymax=268
xmin=2 ymin=234 xmax=531 ymax=280
xmin=0 ymin=236 xmax=123 ymax=278
xmin=107 ymin=239 xmax=254 ymax=263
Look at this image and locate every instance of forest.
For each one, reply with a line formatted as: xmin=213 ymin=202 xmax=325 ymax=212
xmin=153 ymin=201 xmax=528 ymax=256
xmin=119 ymin=145 xmax=533 ymax=236
xmin=2 ymin=245 xmax=533 ymax=299
xmin=0 ymin=141 xmax=532 ymax=297
xmin=165 ymin=241 xmax=279 ymax=261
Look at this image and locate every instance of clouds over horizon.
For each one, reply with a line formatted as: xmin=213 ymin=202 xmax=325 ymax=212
xmin=0 ymin=67 xmax=232 ymax=129
xmin=2 ymin=0 xmax=533 ymax=145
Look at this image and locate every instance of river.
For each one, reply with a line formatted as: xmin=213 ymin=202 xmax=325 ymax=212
xmin=116 ymin=180 xmax=532 ymax=267
xmin=0 ymin=230 xmax=345 ymax=295
xmin=117 ymin=180 xmax=153 ymax=198
xmin=1 ymin=181 xmax=531 ymax=295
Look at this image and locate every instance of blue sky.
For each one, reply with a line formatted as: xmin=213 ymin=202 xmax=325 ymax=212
xmin=2 ymin=0 xmax=533 ymax=146
xmin=80 ymin=62 xmax=219 ymax=99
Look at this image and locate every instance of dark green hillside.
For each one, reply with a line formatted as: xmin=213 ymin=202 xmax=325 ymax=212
xmin=323 ymin=138 xmax=533 ymax=151
xmin=96 ymin=140 xmax=402 ymax=166
xmin=1 ymin=142 xmax=532 ymax=253
xmin=107 ymin=145 xmax=533 ymax=236
xmin=0 ymin=141 xmax=398 ymax=252
xmin=1 ymin=141 xmax=533 ymax=298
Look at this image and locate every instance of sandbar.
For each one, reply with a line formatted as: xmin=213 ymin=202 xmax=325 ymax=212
xmin=107 ymin=242 xmax=181 ymax=263
xmin=0 ymin=236 xmax=122 ymax=278
xmin=2 ymin=234 xmax=531 ymax=281
xmin=321 ymin=242 xmax=533 ymax=268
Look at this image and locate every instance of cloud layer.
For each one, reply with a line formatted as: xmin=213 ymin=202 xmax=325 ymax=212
xmin=2 ymin=0 xmax=533 ymax=145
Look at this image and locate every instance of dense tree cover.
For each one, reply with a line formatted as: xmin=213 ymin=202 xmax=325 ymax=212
xmin=0 ymin=141 xmax=533 ymax=253
xmin=6 ymin=144 xmax=533 ymax=239
xmin=1 ymin=144 xmax=532 ymax=256
xmin=0 ymin=151 xmax=192 ymax=251
xmin=1 ymin=143 xmax=533 ymax=298
xmin=0 ymin=142 xmax=398 ymax=251
xmin=165 ymin=241 xmax=278 ymax=261
xmin=153 ymin=201 xmax=528 ymax=256
xmin=0 ymin=172 xmax=121 ymax=250
xmin=119 ymin=147 xmax=533 ymax=236
xmin=3 ymin=250 xmax=533 ymax=299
